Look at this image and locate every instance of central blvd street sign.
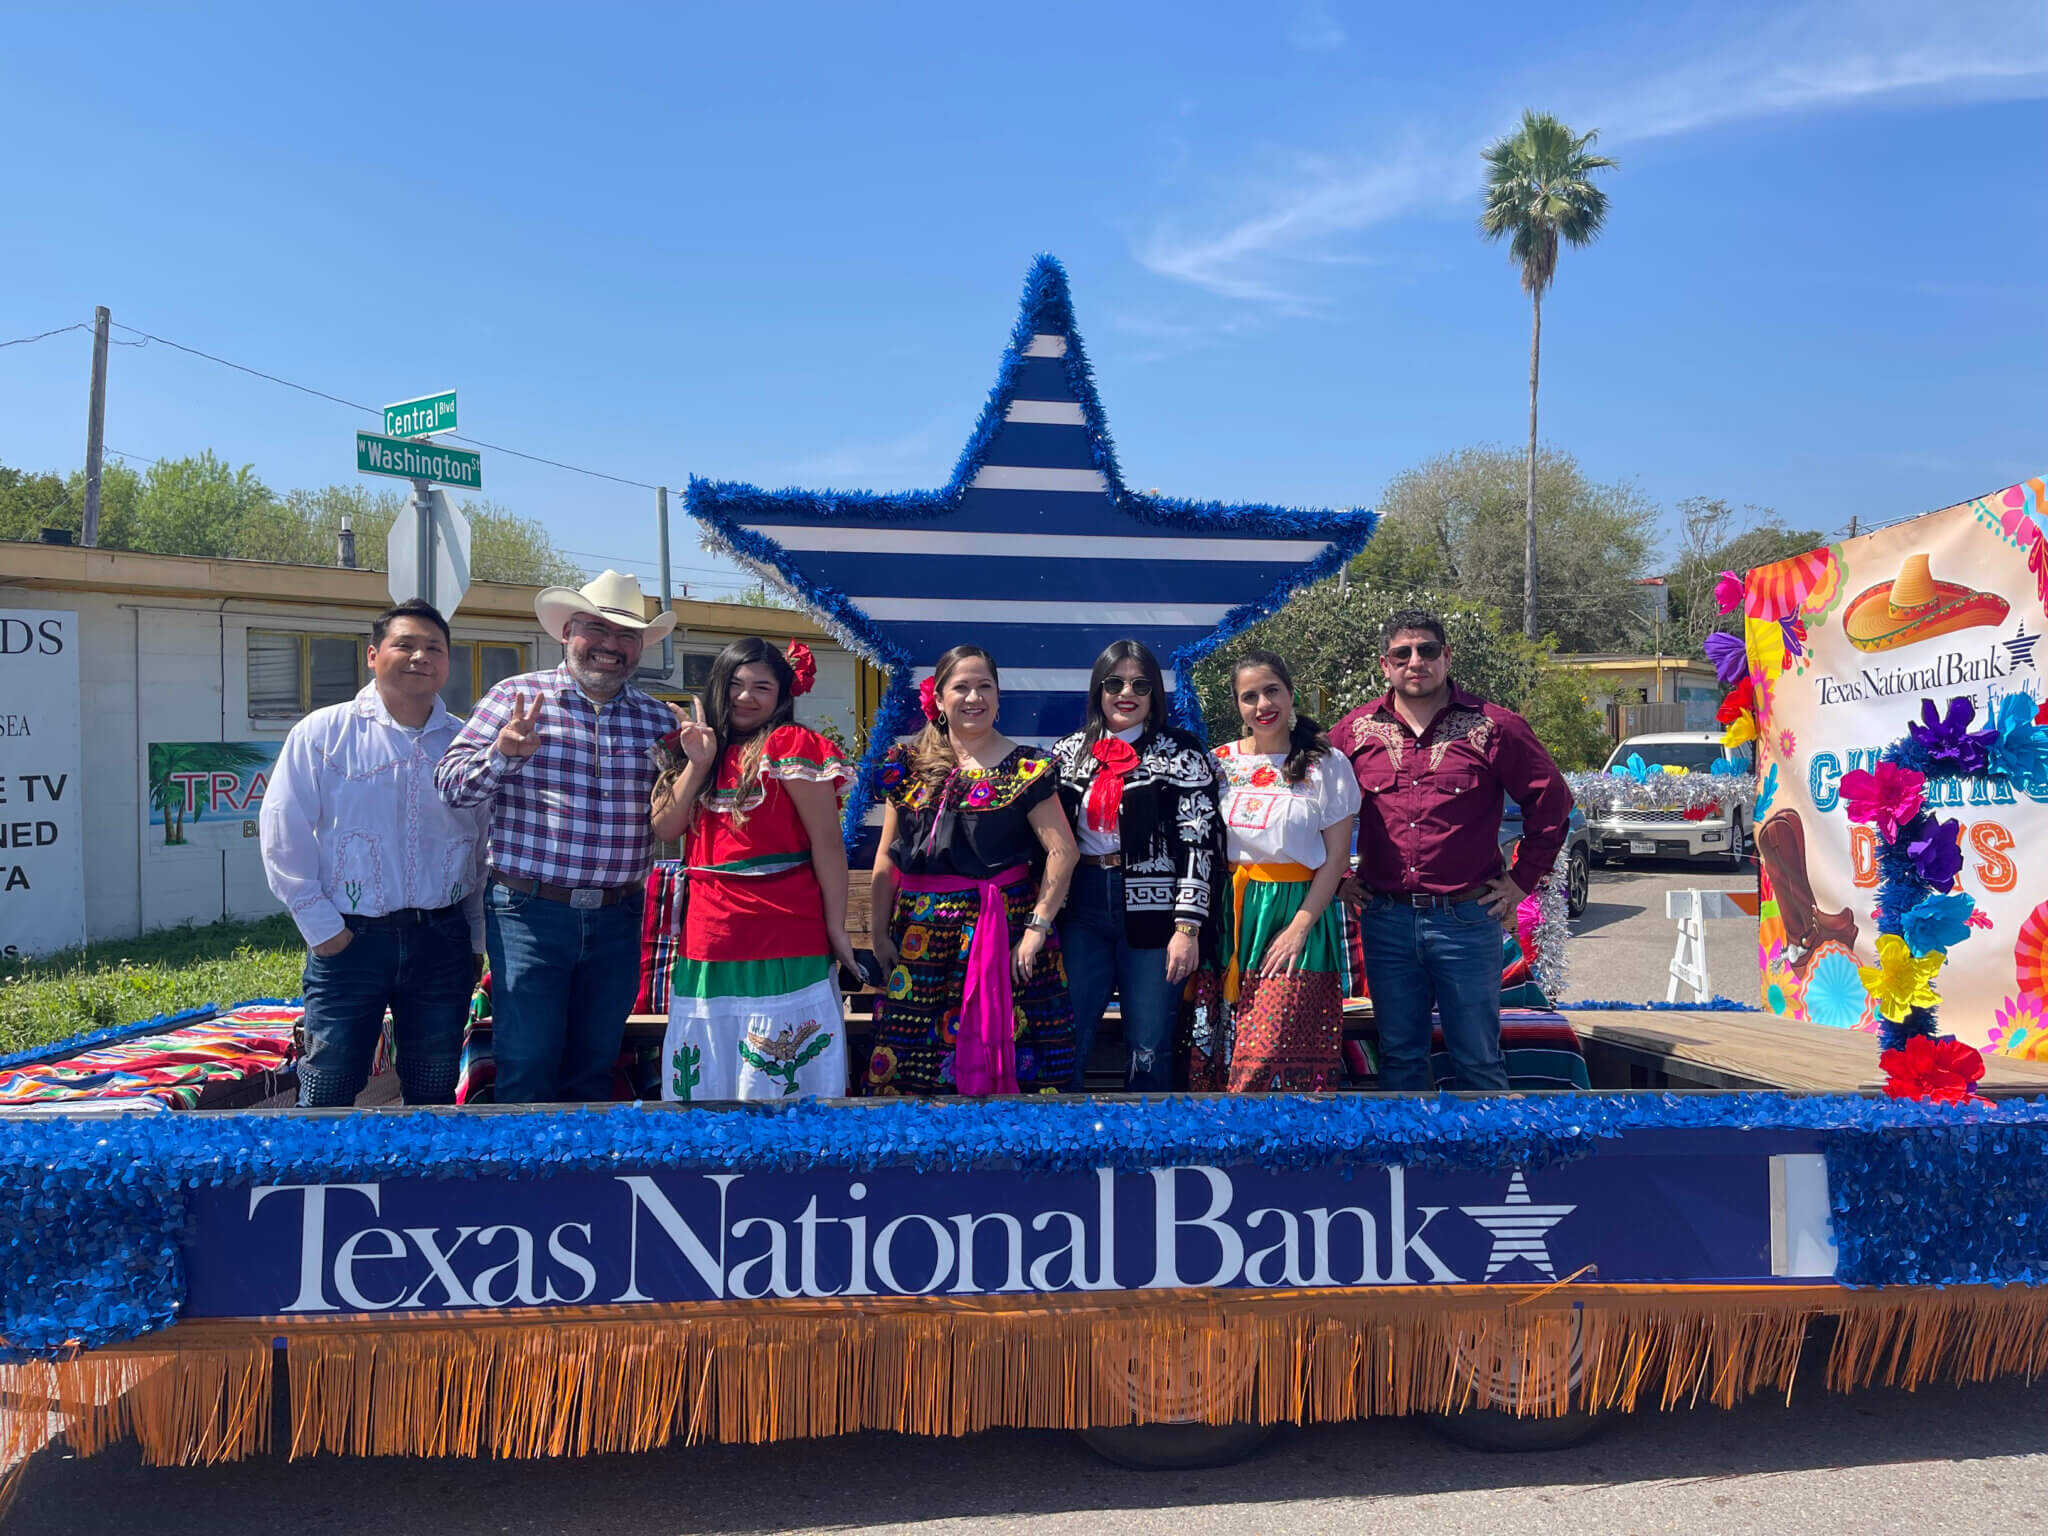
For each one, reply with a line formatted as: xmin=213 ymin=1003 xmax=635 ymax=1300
xmin=385 ymin=390 xmax=457 ymax=438
xmin=357 ymin=432 xmax=482 ymax=489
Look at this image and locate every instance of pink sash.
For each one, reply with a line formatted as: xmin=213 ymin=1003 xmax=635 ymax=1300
xmin=896 ymin=864 xmax=1031 ymax=1095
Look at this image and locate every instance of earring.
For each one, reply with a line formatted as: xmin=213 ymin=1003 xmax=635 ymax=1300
xmin=1286 ymin=708 xmax=1298 ymax=732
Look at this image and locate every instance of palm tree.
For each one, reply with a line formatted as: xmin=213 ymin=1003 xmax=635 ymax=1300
xmin=1480 ymin=110 xmax=1616 ymax=639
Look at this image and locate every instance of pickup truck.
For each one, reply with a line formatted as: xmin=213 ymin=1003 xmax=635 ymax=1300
xmin=1588 ymin=732 xmax=1756 ymax=867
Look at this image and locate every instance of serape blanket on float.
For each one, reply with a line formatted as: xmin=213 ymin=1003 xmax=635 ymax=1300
xmin=1339 ymin=1007 xmax=1591 ymax=1091
xmin=0 ymin=1004 xmax=301 ymax=1108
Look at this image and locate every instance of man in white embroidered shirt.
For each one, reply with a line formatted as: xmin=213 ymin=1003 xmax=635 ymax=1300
xmin=259 ymin=599 xmax=487 ymax=1106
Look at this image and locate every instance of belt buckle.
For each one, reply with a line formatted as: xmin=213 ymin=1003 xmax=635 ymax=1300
xmin=569 ymin=887 xmax=603 ymax=910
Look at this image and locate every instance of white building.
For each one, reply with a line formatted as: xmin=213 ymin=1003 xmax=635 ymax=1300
xmin=0 ymin=541 xmax=862 ymax=947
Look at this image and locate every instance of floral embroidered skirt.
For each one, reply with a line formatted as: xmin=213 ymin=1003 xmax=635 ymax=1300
xmin=1196 ymin=874 xmax=1347 ymax=1093
xmin=664 ymin=953 xmax=848 ymax=1102
xmin=865 ymin=879 xmax=1075 ymax=1096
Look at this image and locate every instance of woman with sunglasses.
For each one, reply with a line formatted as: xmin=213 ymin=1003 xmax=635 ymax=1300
xmin=1050 ymin=639 xmax=1222 ymax=1092
xmin=1192 ymin=649 xmax=1358 ymax=1092
xmin=864 ymin=645 xmax=1078 ymax=1097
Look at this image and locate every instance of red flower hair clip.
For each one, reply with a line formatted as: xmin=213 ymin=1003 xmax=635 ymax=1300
xmin=918 ymin=676 xmax=941 ymax=723
xmin=784 ymin=641 xmax=816 ymax=697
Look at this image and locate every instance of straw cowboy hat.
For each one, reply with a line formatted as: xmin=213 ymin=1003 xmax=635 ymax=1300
xmin=1842 ymin=553 xmax=2008 ymax=654
xmin=534 ymin=570 xmax=678 ymax=644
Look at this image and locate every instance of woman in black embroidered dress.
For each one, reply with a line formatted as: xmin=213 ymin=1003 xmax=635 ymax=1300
xmin=1050 ymin=640 xmax=1222 ymax=1092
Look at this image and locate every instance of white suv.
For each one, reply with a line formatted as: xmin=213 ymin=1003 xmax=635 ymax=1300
xmin=1591 ymin=733 xmax=1756 ymax=867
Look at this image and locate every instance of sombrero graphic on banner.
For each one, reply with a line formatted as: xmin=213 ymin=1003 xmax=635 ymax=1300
xmin=1842 ymin=553 xmax=2008 ymax=654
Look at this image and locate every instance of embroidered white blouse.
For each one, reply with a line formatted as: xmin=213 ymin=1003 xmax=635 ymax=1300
xmin=1214 ymin=742 xmax=1361 ymax=870
xmin=260 ymin=684 xmax=490 ymax=949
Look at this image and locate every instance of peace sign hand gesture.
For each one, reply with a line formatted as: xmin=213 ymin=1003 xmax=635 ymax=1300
xmin=670 ymin=697 xmax=718 ymax=769
xmin=495 ymin=693 xmax=545 ymax=759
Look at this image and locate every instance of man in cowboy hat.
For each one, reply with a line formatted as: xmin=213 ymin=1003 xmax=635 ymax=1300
xmin=437 ymin=571 xmax=679 ymax=1103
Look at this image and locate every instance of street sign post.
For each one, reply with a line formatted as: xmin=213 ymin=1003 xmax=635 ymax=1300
xmin=357 ymin=432 xmax=483 ymax=489
xmin=386 ymin=487 xmax=473 ymax=617
xmin=384 ymin=390 xmax=458 ymax=438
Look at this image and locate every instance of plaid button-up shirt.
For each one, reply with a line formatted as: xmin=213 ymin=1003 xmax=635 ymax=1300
xmin=437 ymin=665 xmax=673 ymax=890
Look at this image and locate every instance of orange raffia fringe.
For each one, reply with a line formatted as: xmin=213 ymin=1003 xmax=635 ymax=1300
xmin=7 ymin=1284 xmax=2048 ymax=1466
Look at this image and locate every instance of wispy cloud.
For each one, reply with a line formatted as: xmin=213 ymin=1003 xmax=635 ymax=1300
xmin=1137 ymin=3 xmax=2048 ymax=307
xmin=1285 ymin=4 xmax=1346 ymax=54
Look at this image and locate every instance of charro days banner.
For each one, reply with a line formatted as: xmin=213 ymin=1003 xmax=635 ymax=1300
xmin=1748 ymin=480 xmax=2048 ymax=1056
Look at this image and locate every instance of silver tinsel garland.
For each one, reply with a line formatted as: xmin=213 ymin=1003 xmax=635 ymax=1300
xmin=1524 ymin=871 xmax=1570 ymax=1003
xmin=1566 ymin=770 xmax=1758 ymax=818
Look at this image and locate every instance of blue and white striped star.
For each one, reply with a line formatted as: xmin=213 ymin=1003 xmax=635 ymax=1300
xmin=686 ymin=255 xmax=1374 ymax=829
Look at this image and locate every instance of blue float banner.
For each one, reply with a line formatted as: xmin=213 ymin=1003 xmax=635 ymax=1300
xmin=182 ymin=1132 xmax=1830 ymax=1317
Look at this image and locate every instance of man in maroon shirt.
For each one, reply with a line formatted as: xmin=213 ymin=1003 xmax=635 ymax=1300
xmin=1335 ymin=608 xmax=1572 ymax=1091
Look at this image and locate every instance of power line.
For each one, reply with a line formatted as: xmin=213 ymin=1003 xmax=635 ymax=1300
xmin=106 ymin=321 xmax=662 ymax=491
xmin=0 ymin=323 xmax=89 ymax=350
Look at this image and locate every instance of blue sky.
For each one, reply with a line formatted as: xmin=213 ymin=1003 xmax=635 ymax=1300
xmin=3 ymin=2 xmax=2044 ymax=598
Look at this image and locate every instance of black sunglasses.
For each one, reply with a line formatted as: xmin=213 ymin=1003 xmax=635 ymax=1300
xmin=1101 ymin=677 xmax=1155 ymax=697
xmin=1385 ymin=642 xmax=1444 ymax=663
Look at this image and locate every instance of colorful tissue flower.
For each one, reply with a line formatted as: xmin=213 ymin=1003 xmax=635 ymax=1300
xmin=1704 ymin=630 xmax=1749 ymax=687
xmin=1879 ymin=1033 xmax=1984 ymax=1104
xmin=1906 ymin=696 xmax=1992 ymax=776
xmin=1859 ymin=933 xmax=1946 ymax=1022
xmin=2037 ymin=696 xmax=2048 ymax=727
xmin=1900 ymin=889 xmax=1976 ymax=957
xmin=1985 ymin=690 xmax=2048 ymax=788
xmin=1803 ymin=948 xmax=1870 ymax=1032
xmin=1838 ymin=760 xmax=1925 ymax=842
xmin=784 ymin=641 xmax=817 ymax=697
xmin=1722 ymin=712 xmax=1757 ymax=750
xmin=1715 ymin=677 xmax=1756 ymax=725
xmin=1902 ymin=812 xmax=1964 ymax=891
xmin=918 ymin=675 xmax=940 ymax=723
xmin=1610 ymin=752 xmax=1650 ymax=784
xmin=1714 ymin=570 xmax=1745 ymax=614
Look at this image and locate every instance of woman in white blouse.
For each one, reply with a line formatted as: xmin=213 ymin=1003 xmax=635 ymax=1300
xmin=1203 ymin=649 xmax=1359 ymax=1092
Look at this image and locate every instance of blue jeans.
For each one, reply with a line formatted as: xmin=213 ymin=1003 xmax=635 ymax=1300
xmin=485 ymin=879 xmax=645 ymax=1104
xmin=1059 ymin=864 xmax=1176 ymax=1093
xmin=1360 ymin=896 xmax=1510 ymax=1093
xmin=298 ymin=906 xmax=472 ymax=1107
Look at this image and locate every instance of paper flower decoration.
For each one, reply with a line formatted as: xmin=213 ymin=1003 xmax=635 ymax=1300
xmin=2037 ymin=696 xmax=2048 ymax=727
xmin=1879 ymin=1033 xmax=1984 ymax=1104
xmin=918 ymin=675 xmax=940 ymax=723
xmin=1985 ymin=690 xmax=2048 ymax=788
xmin=1704 ymin=630 xmax=1748 ymax=687
xmin=1745 ymin=616 xmax=1787 ymax=681
xmin=1609 ymin=752 xmax=1650 ymax=784
xmin=1803 ymin=948 xmax=1870 ymax=1031
xmin=1900 ymin=890 xmax=1976 ymax=957
xmin=1906 ymin=697 xmax=1992 ymax=776
xmin=1838 ymin=760 xmax=1925 ymax=842
xmin=1715 ymin=677 xmax=1756 ymax=725
xmin=784 ymin=641 xmax=817 ymax=697
xmin=1859 ymin=933 xmax=1946 ymax=1022
xmin=1902 ymin=813 xmax=1964 ymax=892
xmin=1710 ymin=756 xmax=1737 ymax=776
xmin=1722 ymin=711 xmax=1757 ymax=750
xmin=1714 ymin=570 xmax=1745 ymax=614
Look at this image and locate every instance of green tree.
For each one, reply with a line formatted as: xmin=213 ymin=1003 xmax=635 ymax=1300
xmin=0 ymin=462 xmax=73 ymax=543
xmin=133 ymin=452 xmax=278 ymax=559
xmin=460 ymin=499 xmax=586 ymax=587
xmin=1480 ymin=110 xmax=1617 ymax=639
xmin=736 ymin=581 xmax=793 ymax=609
xmin=1665 ymin=496 xmax=1826 ymax=650
xmin=1521 ymin=662 xmax=1613 ymax=771
xmin=1359 ymin=445 xmax=1654 ymax=651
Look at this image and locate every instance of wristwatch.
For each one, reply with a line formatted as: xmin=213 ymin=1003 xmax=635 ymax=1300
xmin=1025 ymin=915 xmax=1057 ymax=937
xmin=1173 ymin=920 xmax=1201 ymax=938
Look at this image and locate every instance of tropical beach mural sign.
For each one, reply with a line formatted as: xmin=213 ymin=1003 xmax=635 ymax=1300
xmin=144 ymin=741 xmax=279 ymax=854
xmin=1745 ymin=479 xmax=2048 ymax=1058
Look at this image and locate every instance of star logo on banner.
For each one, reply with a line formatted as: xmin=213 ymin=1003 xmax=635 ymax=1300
xmin=2005 ymin=625 xmax=2038 ymax=671
xmin=1458 ymin=1170 xmax=1578 ymax=1281
xmin=686 ymin=255 xmax=1376 ymax=834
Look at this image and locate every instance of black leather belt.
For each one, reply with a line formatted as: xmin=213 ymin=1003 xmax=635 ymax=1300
xmin=1078 ymin=852 xmax=1123 ymax=868
xmin=1376 ymin=885 xmax=1491 ymax=909
xmin=491 ymin=870 xmax=638 ymax=909
xmin=345 ymin=903 xmax=462 ymax=928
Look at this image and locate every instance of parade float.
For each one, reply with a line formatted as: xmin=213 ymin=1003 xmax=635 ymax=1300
xmin=3 ymin=261 xmax=2047 ymax=1496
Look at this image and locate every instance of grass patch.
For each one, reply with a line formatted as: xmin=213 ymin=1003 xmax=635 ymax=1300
xmin=0 ymin=914 xmax=304 ymax=1057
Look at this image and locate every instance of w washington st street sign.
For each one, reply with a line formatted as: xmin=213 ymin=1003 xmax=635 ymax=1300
xmin=181 ymin=1136 xmax=1839 ymax=1315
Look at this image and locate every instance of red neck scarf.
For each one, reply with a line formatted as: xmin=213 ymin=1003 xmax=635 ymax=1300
xmin=1086 ymin=736 xmax=1140 ymax=833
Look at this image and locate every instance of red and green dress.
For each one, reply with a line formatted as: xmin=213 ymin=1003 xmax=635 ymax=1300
xmin=663 ymin=724 xmax=853 ymax=1102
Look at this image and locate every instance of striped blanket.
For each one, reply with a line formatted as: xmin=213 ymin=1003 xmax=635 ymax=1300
xmin=0 ymin=1004 xmax=301 ymax=1109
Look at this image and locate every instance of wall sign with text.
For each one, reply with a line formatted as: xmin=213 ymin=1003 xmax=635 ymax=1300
xmin=0 ymin=611 xmax=84 ymax=959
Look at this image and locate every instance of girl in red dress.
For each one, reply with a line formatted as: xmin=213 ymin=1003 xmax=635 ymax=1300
xmin=650 ymin=637 xmax=858 ymax=1101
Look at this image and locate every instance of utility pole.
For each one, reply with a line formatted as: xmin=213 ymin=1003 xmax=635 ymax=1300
xmin=1847 ymin=515 xmax=1859 ymax=541
xmin=656 ymin=485 xmax=675 ymax=676
xmin=81 ymin=307 xmax=110 ymax=547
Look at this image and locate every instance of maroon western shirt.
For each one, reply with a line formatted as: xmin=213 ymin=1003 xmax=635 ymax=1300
xmin=1334 ymin=683 xmax=1572 ymax=895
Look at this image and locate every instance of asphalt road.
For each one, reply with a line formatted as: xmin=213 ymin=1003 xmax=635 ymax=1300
xmin=13 ymin=1379 xmax=2043 ymax=1535
xmin=1562 ymin=853 xmax=1760 ymax=1005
